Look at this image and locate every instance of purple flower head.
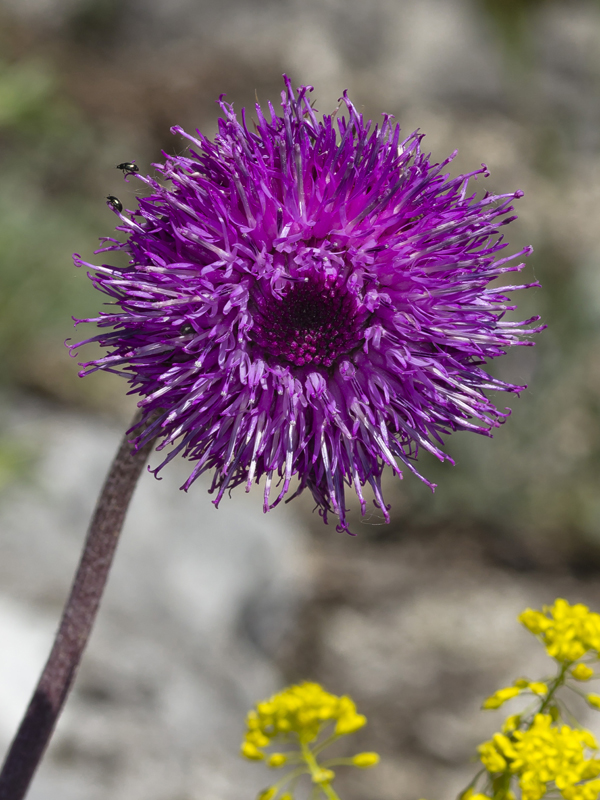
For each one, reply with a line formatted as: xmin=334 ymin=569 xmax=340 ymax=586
xmin=71 ymin=77 xmax=543 ymax=533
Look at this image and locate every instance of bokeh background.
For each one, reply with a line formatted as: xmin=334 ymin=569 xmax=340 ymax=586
xmin=1 ymin=1 xmax=600 ymax=798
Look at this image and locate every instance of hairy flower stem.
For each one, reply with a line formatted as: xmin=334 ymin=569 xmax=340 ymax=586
xmin=0 ymin=412 xmax=157 ymax=800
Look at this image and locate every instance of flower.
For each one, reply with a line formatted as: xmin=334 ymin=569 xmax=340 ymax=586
xmin=572 ymin=664 xmax=594 ymax=681
xmin=587 ymin=694 xmax=600 ymax=710
xmin=478 ymin=714 xmax=600 ymax=800
xmin=352 ymin=752 xmax=380 ymax=768
xmin=71 ymin=76 xmax=542 ymax=532
xmin=528 ymin=682 xmax=549 ymax=696
xmin=482 ymin=685 xmax=522 ymax=709
xmin=519 ymin=599 xmax=600 ymax=662
xmin=478 ymin=739 xmax=509 ymax=773
xmin=267 ymin=754 xmax=288 ymax=768
xmin=562 ymin=779 xmax=600 ymax=800
xmin=502 ymin=714 xmax=522 ymax=734
xmin=241 ymin=682 xmax=366 ymax=754
xmin=241 ymin=682 xmax=378 ymax=799
xmin=482 ymin=680 xmax=548 ymax=710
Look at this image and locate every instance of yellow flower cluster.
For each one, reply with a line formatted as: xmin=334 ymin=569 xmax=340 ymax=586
xmin=241 ymin=682 xmax=367 ymax=760
xmin=519 ymin=599 xmax=600 ymax=662
xmin=478 ymin=714 xmax=600 ymax=800
xmin=241 ymin=682 xmax=378 ymax=800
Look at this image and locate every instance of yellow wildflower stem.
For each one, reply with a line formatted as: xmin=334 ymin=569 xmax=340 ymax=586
xmin=269 ymin=765 xmax=311 ymax=797
xmin=301 ymin=742 xmax=342 ymax=800
xmin=538 ymin=662 xmax=570 ymax=716
xmin=317 ymin=777 xmax=341 ymax=799
xmin=313 ymin=733 xmax=341 ymax=756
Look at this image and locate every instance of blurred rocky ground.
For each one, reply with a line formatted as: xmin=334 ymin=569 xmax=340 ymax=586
xmin=0 ymin=394 xmax=310 ymax=800
xmin=3 ymin=395 xmax=600 ymax=800
xmin=2 ymin=0 xmax=600 ymax=798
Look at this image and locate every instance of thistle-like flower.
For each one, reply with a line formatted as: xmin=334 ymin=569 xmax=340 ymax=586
xmin=71 ymin=77 xmax=542 ymax=532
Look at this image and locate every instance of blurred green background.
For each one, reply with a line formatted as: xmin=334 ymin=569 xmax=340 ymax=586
xmin=1 ymin=0 xmax=600 ymax=554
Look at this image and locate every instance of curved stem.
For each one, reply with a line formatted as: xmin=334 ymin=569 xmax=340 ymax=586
xmin=0 ymin=411 xmax=157 ymax=800
xmin=313 ymin=732 xmax=340 ymax=755
xmin=301 ymin=742 xmax=342 ymax=800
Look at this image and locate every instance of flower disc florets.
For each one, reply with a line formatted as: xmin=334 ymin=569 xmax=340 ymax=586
xmin=71 ymin=77 xmax=543 ymax=532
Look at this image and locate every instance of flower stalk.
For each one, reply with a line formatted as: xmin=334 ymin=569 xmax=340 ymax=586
xmin=0 ymin=411 xmax=157 ymax=800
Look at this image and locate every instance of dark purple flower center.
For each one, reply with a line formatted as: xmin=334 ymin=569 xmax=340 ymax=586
xmin=250 ymin=274 xmax=364 ymax=368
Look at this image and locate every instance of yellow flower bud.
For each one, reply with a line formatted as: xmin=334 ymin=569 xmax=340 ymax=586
xmin=280 ymin=795 xmax=293 ymax=800
xmin=257 ymin=789 xmax=277 ymax=800
xmin=478 ymin=741 xmax=508 ymax=773
xmin=312 ymin=768 xmax=335 ymax=784
xmin=246 ymin=730 xmax=271 ymax=748
xmin=247 ymin=711 xmax=261 ymax=730
xmin=267 ymin=753 xmax=287 ymax=768
xmin=502 ymin=715 xmax=521 ymax=734
xmin=581 ymin=729 xmax=599 ymax=749
xmin=492 ymin=733 xmax=517 ymax=759
xmin=581 ymin=758 xmax=600 ymax=780
xmin=519 ymin=609 xmax=549 ymax=635
xmin=588 ymin=694 xmax=600 ymax=710
xmin=572 ymin=664 xmax=594 ymax=681
xmin=241 ymin=741 xmax=265 ymax=760
xmin=528 ymin=682 xmax=548 ymax=696
xmin=335 ymin=713 xmax=367 ymax=735
xmin=482 ymin=686 xmax=521 ymax=710
xmin=352 ymin=752 xmax=380 ymax=768
xmin=461 ymin=790 xmax=492 ymax=800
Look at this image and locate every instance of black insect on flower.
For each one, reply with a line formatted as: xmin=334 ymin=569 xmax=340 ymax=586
xmin=105 ymin=195 xmax=123 ymax=212
xmin=116 ymin=162 xmax=139 ymax=175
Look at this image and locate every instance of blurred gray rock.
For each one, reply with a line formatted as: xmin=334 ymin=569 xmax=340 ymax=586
xmin=0 ymin=395 xmax=311 ymax=800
